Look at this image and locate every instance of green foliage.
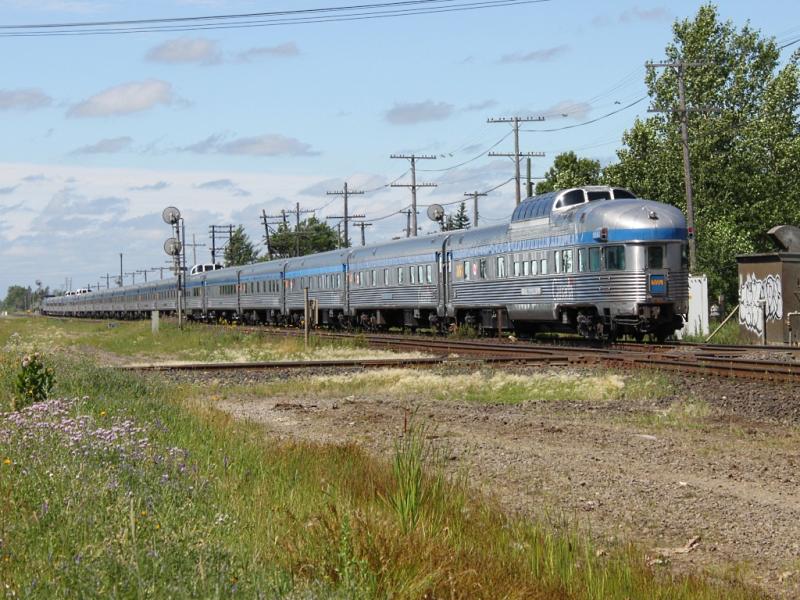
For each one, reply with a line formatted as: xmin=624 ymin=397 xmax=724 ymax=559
xmin=603 ymin=4 xmax=800 ymax=299
xmin=2 ymin=283 xmax=51 ymax=312
xmin=443 ymin=201 xmax=471 ymax=231
xmin=535 ymin=151 xmax=602 ymax=194
xmin=223 ymin=225 xmax=259 ymax=267
xmin=12 ymin=352 xmax=54 ymax=410
xmin=267 ymin=216 xmax=340 ymax=257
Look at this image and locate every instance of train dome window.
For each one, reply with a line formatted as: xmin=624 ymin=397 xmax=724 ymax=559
xmin=612 ymin=188 xmax=636 ymax=199
xmin=586 ymin=190 xmax=611 ymax=201
xmin=554 ymin=189 xmax=586 ymax=210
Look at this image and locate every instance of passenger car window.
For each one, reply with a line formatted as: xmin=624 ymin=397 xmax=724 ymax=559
xmin=563 ymin=250 xmax=574 ymax=273
xmin=497 ymin=256 xmax=506 ymax=278
xmin=540 ymin=259 xmax=548 ymax=275
xmin=464 ymin=261 xmax=471 ymax=281
xmin=647 ymin=246 xmax=664 ymax=269
xmin=479 ymin=259 xmax=487 ymax=279
xmin=578 ymin=249 xmax=587 ymax=272
xmin=523 ymin=261 xmax=530 ymax=276
xmin=681 ymin=244 xmax=689 ymax=269
xmin=426 ymin=264 xmax=432 ymax=284
xmin=513 ymin=261 xmax=521 ymax=277
xmin=410 ymin=266 xmax=416 ymax=284
xmin=606 ymin=246 xmax=626 ymax=270
xmin=589 ymin=247 xmax=601 ymax=272
xmin=418 ymin=265 xmax=425 ymax=284
xmin=397 ymin=267 xmax=404 ymax=284
xmin=384 ymin=269 xmax=389 ymax=286
xmin=554 ymin=251 xmax=562 ymax=274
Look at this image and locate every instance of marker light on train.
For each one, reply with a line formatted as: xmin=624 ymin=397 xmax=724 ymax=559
xmin=593 ymin=227 xmax=609 ymax=242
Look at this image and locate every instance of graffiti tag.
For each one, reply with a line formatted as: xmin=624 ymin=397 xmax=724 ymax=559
xmin=739 ymin=273 xmax=783 ymax=336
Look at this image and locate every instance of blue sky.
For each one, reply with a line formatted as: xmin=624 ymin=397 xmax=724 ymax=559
xmin=0 ymin=0 xmax=797 ymax=292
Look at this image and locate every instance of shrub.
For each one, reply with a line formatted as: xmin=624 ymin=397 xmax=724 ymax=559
xmin=13 ymin=352 xmax=54 ymax=410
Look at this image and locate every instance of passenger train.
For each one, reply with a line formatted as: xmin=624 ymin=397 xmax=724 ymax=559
xmin=42 ymin=186 xmax=689 ymax=341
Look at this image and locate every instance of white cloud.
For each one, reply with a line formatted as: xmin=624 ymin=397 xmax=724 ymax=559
xmin=499 ymin=45 xmax=569 ymax=64
xmin=146 ymin=38 xmax=221 ymax=65
xmin=464 ymin=99 xmax=498 ymax=112
xmin=180 ymin=133 xmax=318 ymax=156
xmin=385 ymin=101 xmax=455 ymax=125
xmin=129 ymin=181 xmax=170 ymax=192
xmin=0 ymin=88 xmax=52 ymax=111
xmin=68 ymin=80 xmax=174 ymax=118
xmin=619 ymin=6 xmax=670 ymax=23
xmin=71 ymin=136 xmax=133 ymax=155
xmin=220 ymin=134 xmax=318 ymax=157
xmin=195 ymin=178 xmax=251 ymax=197
xmin=539 ymin=100 xmax=593 ymax=120
xmin=236 ymin=42 xmax=300 ymax=62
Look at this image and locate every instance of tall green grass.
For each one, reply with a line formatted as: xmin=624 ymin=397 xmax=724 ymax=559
xmin=0 ymin=317 xmax=763 ymax=598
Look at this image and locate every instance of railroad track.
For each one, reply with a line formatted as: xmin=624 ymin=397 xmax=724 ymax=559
xmin=43 ymin=316 xmax=800 ymax=382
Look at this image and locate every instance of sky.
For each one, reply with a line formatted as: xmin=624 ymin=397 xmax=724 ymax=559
xmin=0 ymin=0 xmax=797 ymax=293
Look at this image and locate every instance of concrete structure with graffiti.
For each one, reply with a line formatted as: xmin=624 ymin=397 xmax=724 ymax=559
xmin=736 ymin=225 xmax=800 ymax=345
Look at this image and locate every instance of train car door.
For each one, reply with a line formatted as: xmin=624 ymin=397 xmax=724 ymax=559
xmin=280 ymin=262 xmax=288 ymax=318
xmin=201 ymin=274 xmax=208 ymax=319
xmin=236 ymin=270 xmax=242 ymax=319
xmin=438 ymin=237 xmax=452 ymax=317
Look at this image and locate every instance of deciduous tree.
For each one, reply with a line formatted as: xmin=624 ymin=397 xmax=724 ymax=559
xmin=603 ymin=4 xmax=800 ymax=299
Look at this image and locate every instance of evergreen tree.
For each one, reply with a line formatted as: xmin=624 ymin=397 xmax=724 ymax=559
xmin=535 ymin=152 xmax=602 ymax=194
xmin=444 ymin=201 xmax=471 ymax=230
xmin=224 ymin=226 xmax=259 ymax=266
xmin=266 ymin=216 xmax=339 ymax=258
xmin=602 ymin=4 xmax=800 ymax=298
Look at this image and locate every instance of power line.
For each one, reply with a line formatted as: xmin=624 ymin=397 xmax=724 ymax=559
xmin=0 ymin=0 xmax=553 ymax=37
xmin=522 ymin=96 xmax=647 ymax=132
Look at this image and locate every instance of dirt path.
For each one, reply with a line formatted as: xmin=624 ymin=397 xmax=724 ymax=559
xmin=208 ymin=370 xmax=800 ymax=598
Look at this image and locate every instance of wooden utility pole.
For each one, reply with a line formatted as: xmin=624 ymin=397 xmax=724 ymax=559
xmin=487 ymin=116 xmax=545 ymax=205
xmin=260 ymin=209 xmax=286 ymax=260
xmin=647 ymin=59 xmax=716 ymax=274
xmin=326 ymin=182 xmax=365 ymax=248
xmin=353 ymin=221 xmax=373 ymax=246
xmin=285 ymin=202 xmax=314 ymax=257
xmin=465 ymin=191 xmax=488 ymax=228
xmin=390 ymin=154 xmax=437 ymax=236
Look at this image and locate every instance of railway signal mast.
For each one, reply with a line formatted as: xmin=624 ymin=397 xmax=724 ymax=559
xmin=487 ymin=116 xmax=545 ymax=205
xmin=390 ymin=154 xmax=437 ymax=236
xmin=646 ymin=59 xmax=716 ymax=274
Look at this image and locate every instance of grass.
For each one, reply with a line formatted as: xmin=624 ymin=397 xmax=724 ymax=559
xmin=0 ymin=317 xmax=763 ymax=599
xmin=217 ymin=368 xmax=675 ymax=405
xmin=0 ymin=317 xmax=417 ymax=364
xmin=682 ymin=318 xmax=750 ymax=345
xmin=626 ymin=397 xmax=713 ymax=431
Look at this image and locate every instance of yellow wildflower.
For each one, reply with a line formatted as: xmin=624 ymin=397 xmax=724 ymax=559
xmin=155 ymin=524 xmax=160 ymax=530
xmin=99 ymin=410 xmax=106 ymax=417
xmin=3 ymin=458 xmax=11 ymax=465
xmin=141 ymin=511 xmax=147 ymax=517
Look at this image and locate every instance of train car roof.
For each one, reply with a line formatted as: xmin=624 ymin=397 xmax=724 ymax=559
xmin=349 ymin=232 xmax=448 ymax=264
xmin=446 ymin=224 xmax=510 ymax=250
xmin=512 ymin=186 xmax=636 ymax=224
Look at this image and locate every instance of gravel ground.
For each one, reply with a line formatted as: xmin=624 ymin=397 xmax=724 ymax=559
xmin=172 ymin=366 xmax=800 ymax=597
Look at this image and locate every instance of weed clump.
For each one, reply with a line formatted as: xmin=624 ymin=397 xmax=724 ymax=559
xmin=12 ymin=352 xmax=54 ymax=410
